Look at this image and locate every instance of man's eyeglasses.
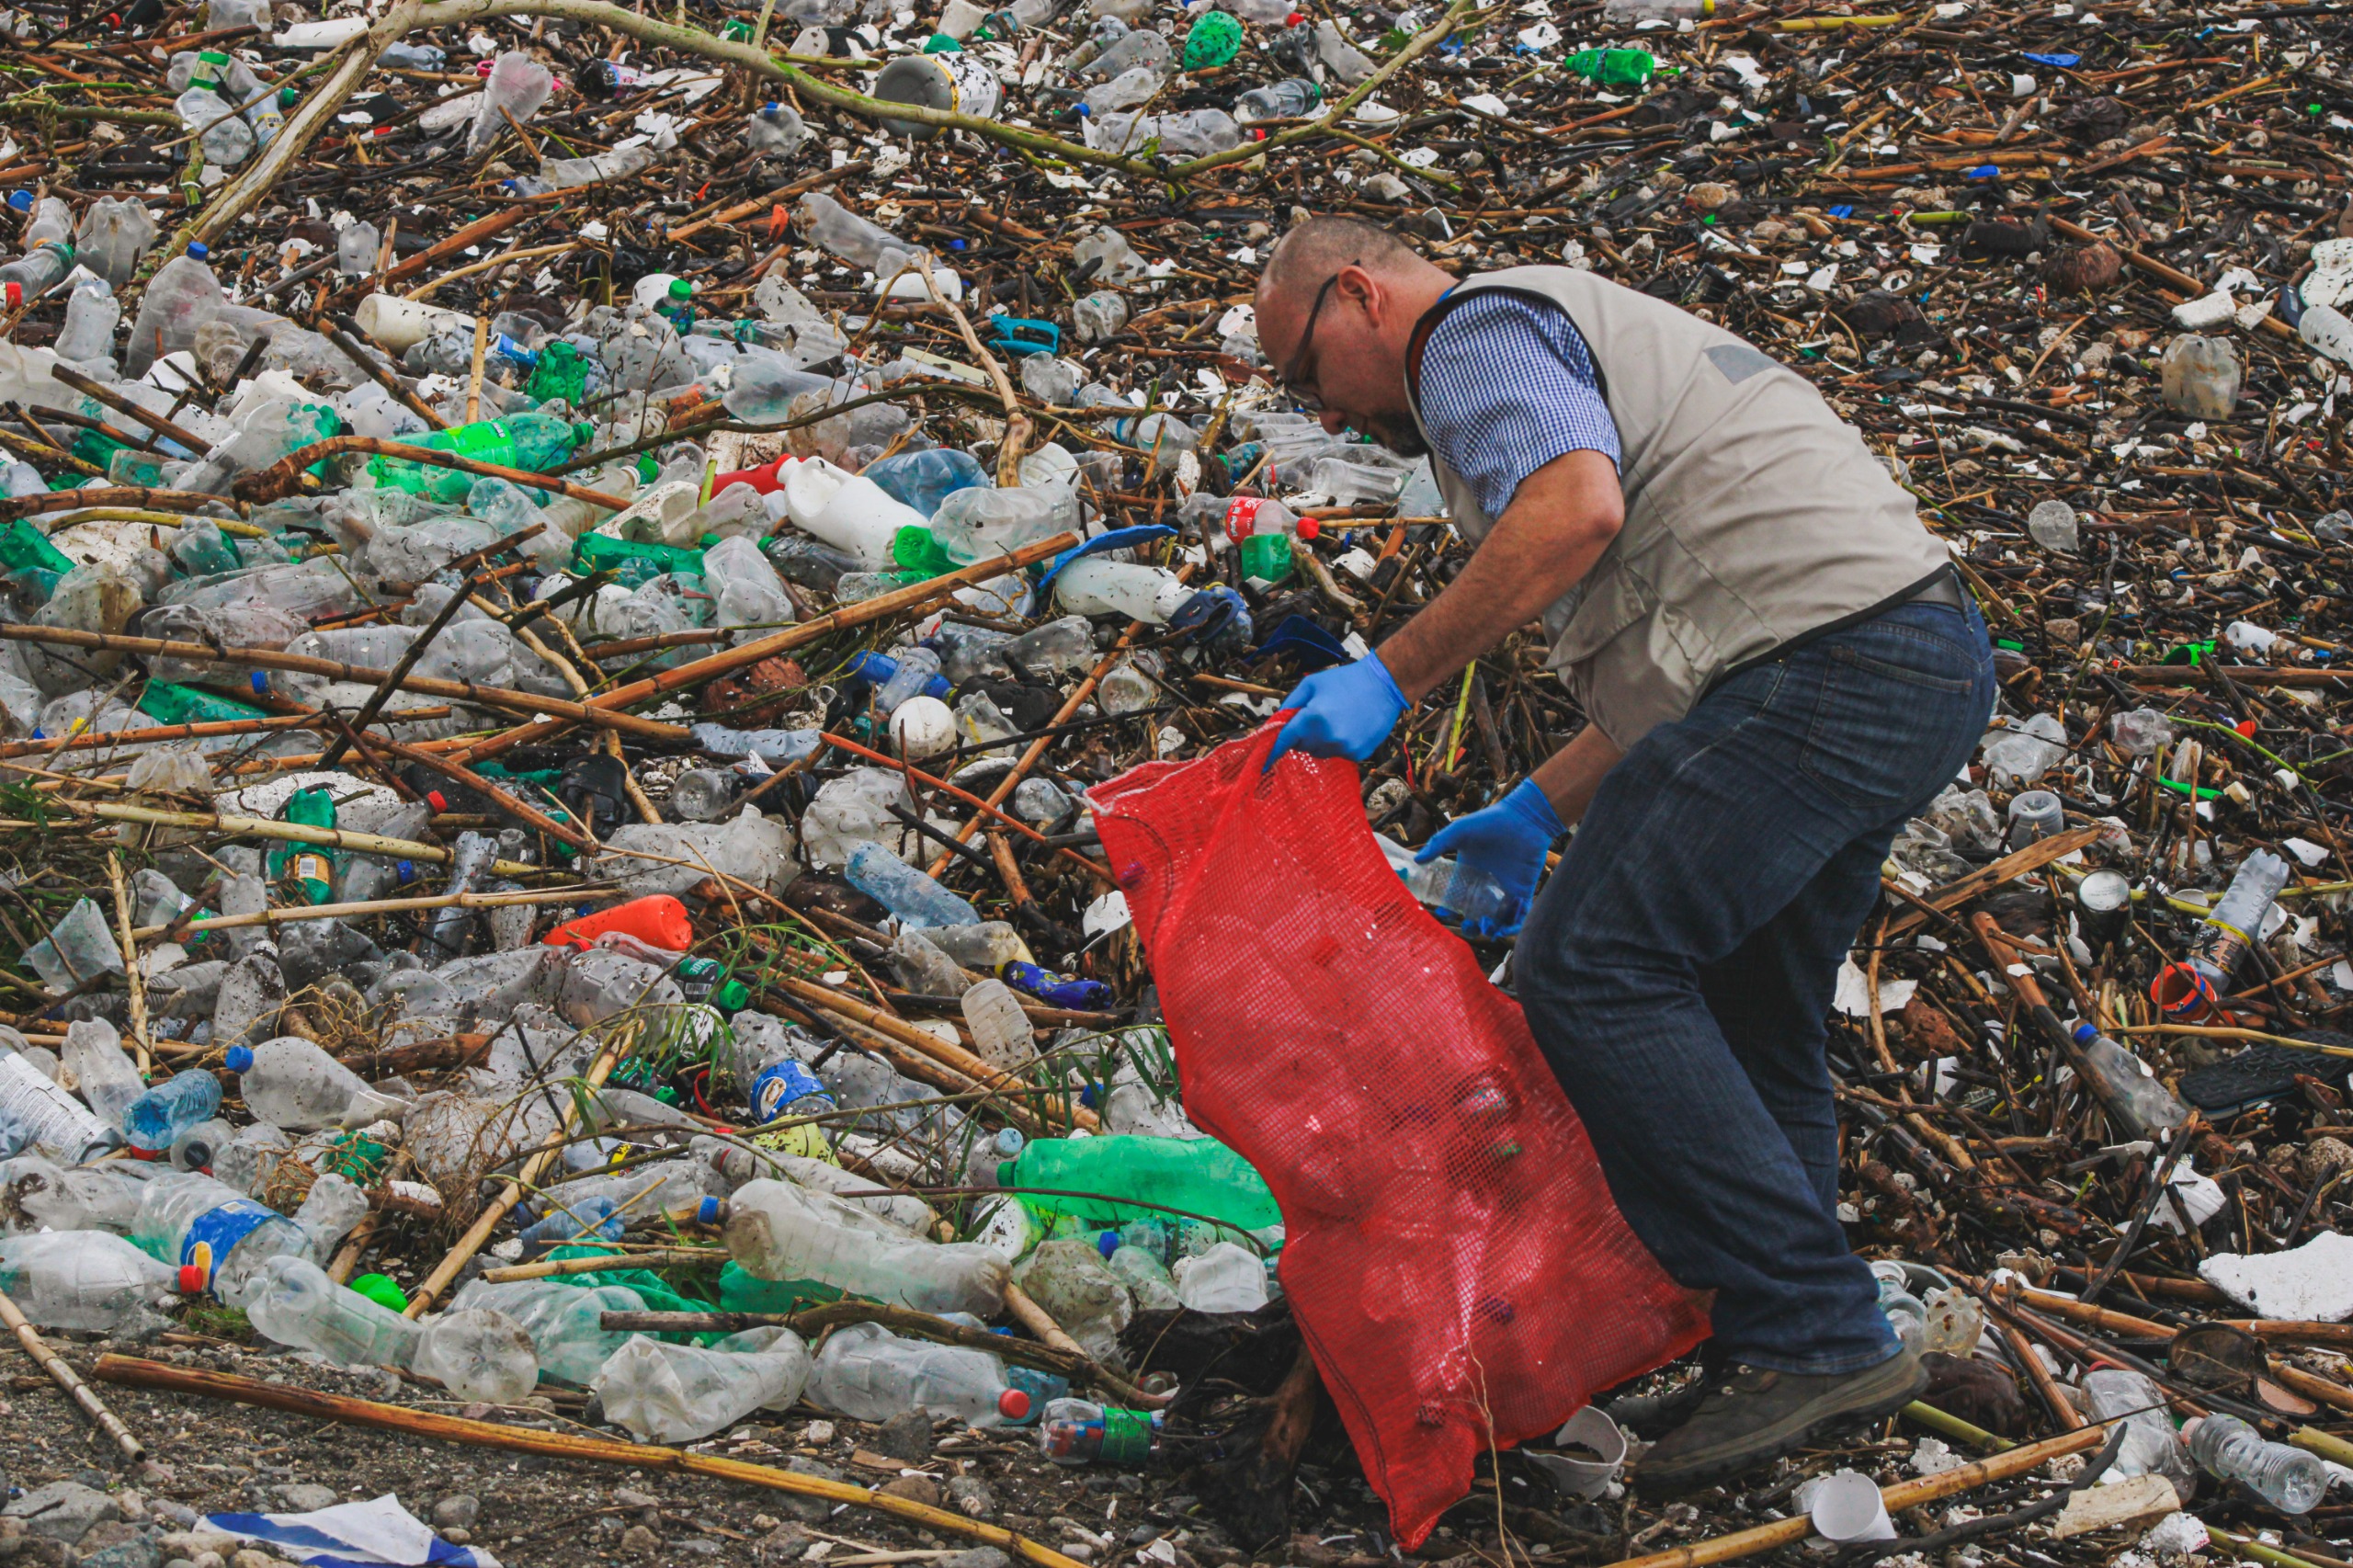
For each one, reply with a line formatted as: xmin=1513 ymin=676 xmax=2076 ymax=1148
xmin=1280 ymin=262 xmax=1355 ymax=413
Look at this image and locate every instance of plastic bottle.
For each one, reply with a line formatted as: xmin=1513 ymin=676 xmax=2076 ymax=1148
xmin=983 ymin=1134 xmax=1280 ymax=1232
xmin=335 ymin=220 xmax=381 ymax=277
xmin=121 ymin=1072 xmax=223 ymax=1160
xmin=724 ymin=1176 xmax=1009 ymax=1314
xmin=224 ymin=1037 xmax=373 ymax=1131
xmin=866 ymin=448 xmax=987 ymax=516
xmin=961 ymin=979 xmax=1036 ymax=1070
xmin=806 ymin=1319 xmax=1037 ymax=1425
xmin=2026 ymin=500 xmax=2079 ymax=553
xmin=1078 ymin=23 xmax=1172 ymax=78
xmin=75 ymin=197 xmax=158 ymax=289
xmin=1056 ymin=558 xmax=1194 ymax=624
xmin=2160 ymin=335 xmax=2242 ymax=420
xmin=593 ymin=1326 xmax=813 ymax=1443
xmin=745 ymin=101 xmax=809 ymax=154
xmin=2299 ymin=301 xmax=2353 ymax=368
xmin=878 ymin=646 xmax=948 ymax=712
xmin=451 ymin=1277 xmax=645 ymax=1386
xmin=170 ymin=1117 xmax=235 ymax=1172
xmin=0 ymin=1051 xmax=114 ymax=1163
xmin=2062 ymin=1024 xmax=2191 ymax=1140
xmin=176 ymin=54 xmax=257 ymax=167
xmin=0 ymin=1231 xmax=181 ymax=1335
xmin=1602 ymin=0 xmax=1712 ymax=19
xmin=782 ymin=460 xmax=928 ymax=567
xmin=743 ymin=1052 xmax=837 ymax=1162
xmin=2079 ymin=1368 xmax=2198 ymax=1492
xmin=2185 ymin=1414 xmax=2327 ymax=1513
xmin=54 ymin=280 xmax=119 ymax=366
xmin=1173 ymin=1240 xmax=1269 ymax=1311
xmin=468 ymin=51 xmax=555 ymax=155
xmin=266 ymin=783 xmax=339 ymax=903
xmin=370 ymin=410 xmax=592 ymax=503
xmin=845 ymin=841 xmax=983 ymax=927
xmin=0 ymin=198 xmax=75 ymax=301
xmin=129 ymin=1171 xmax=323 ymax=1304
xmin=505 ymin=142 xmax=656 ymax=196
xmin=63 ymin=1019 xmax=145 ymax=1130
xmin=1399 ymin=855 xmax=1512 ymax=926
xmin=1039 ymin=1398 xmax=1160 ymax=1465
xmin=1000 ymin=614 xmax=1097 ymax=676
xmin=1920 ymin=1286 xmax=1984 ymax=1355
xmin=2154 ymin=850 xmax=2291 ymax=1020
xmin=1233 ymin=77 xmax=1318 ymax=123
xmin=1565 ymin=45 xmax=1654 ymax=85
xmin=794 ymin=191 xmax=918 ymax=273
xmin=1312 ymin=18 xmax=1373 ymax=78
xmin=413 ymin=1306 xmax=542 ymax=1403
xmin=1093 ymin=107 xmax=1242 ymax=155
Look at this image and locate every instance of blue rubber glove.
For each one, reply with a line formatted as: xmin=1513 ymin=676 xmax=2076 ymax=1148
xmin=1415 ymin=778 xmax=1564 ymax=938
xmin=1264 ymin=653 xmax=1410 ymax=772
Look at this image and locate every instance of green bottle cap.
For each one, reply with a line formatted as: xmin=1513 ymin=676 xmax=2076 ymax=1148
xmin=1182 ymin=8 xmax=1242 ymax=70
xmin=921 ymin=30 xmax=961 ymax=51
xmin=350 ymin=1274 xmax=408 ymax=1311
xmin=572 ymin=419 xmax=597 ymax=448
xmin=668 ymin=278 xmax=693 ymax=301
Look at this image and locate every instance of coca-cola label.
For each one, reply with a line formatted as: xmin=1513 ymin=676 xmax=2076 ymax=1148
xmin=1223 ymin=496 xmax=1266 ymax=539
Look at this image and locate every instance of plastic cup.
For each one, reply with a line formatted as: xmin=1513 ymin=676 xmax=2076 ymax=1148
xmin=1809 ymin=1471 xmax=1896 ymax=1542
xmin=1523 ymin=1405 xmax=1627 ymax=1498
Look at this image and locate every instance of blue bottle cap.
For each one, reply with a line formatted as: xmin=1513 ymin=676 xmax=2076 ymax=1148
xmin=1097 ymin=1230 xmax=1119 ymax=1259
xmin=698 ymin=1196 xmax=722 ymax=1224
xmin=187 ymin=242 xmax=210 ymax=259
xmin=249 ymin=671 xmax=268 ymax=695
xmin=223 ymin=1045 xmax=255 ymax=1073
xmin=395 ymin=859 xmax=416 ymax=884
xmin=2071 ymin=1021 xmax=2097 ymax=1044
xmin=5 ymin=191 xmax=28 ymax=212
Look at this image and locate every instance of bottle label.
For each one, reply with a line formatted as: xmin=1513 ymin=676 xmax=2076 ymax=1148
xmin=1222 ymin=496 xmax=1265 ymax=540
xmin=752 ymin=1060 xmax=834 ymax=1123
xmin=180 ymin=1199 xmax=279 ymax=1290
xmin=0 ymin=1051 xmax=108 ymax=1159
xmin=1097 ymin=1406 xmax=1155 ymax=1464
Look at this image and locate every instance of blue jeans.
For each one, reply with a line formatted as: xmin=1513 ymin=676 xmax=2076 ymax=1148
xmin=1518 ymin=597 xmax=1996 ymax=1374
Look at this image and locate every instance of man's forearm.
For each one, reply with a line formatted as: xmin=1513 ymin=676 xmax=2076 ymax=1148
xmin=1372 ymin=451 xmax=1623 ymax=702
xmin=1529 ymin=723 xmax=1621 ymax=828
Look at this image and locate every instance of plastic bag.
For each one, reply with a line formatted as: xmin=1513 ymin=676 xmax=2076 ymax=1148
xmin=1090 ymin=723 xmax=1707 ymax=1544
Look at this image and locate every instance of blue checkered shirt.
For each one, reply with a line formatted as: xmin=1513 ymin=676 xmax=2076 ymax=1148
xmin=1415 ymin=290 xmax=1622 ymax=519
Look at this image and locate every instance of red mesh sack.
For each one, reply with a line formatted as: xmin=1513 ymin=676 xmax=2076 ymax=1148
xmin=1090 ymin=723 xmax=1710 ymax=1544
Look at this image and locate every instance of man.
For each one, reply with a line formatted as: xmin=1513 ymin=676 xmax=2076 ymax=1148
xmin=1255 ymin=216 xmax=1997 ymax=1493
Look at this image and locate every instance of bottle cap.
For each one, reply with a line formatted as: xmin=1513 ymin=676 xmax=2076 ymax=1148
xmin=127 ymin=1144 xmax=164 ymax=1160
xmin=187 ymin=242 xmax=210 ymax=260
xmin=1097 ymin=1230 xmax=1119 ymax=1258
xmin=698 ymin=1196 xmax=722 ymax=1224
xmin=1296 ymin=517 xmax=1320 ymax=540
xmin=572 ymin=419 xmax=597 ymax=448
xmin=668 ymin=278 xmax=693 ymax=301
xmin=4 ymin=191 xmax=28 ymax=212
xmin=998 ymin=1388 xmax=1032 ymax=1420
xmin=176 ymin=1263 xmax=209 ymax=1294
xmin=224 ymin=1044 xmax=255 ymax=1073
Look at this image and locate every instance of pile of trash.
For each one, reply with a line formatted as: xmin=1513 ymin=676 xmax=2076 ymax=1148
xmin=0 ymin=0 xmax=2348 ymax=1560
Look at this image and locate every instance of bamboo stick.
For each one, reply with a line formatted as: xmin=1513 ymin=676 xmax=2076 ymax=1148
xmin=67 ymin=801 xmax=540 ymax=876
xmin=91 ymin=1354 xmax=1082 ymax=1568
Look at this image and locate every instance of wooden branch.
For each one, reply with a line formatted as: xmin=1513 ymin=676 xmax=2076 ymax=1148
xmin=92 ymin=1354 xmax=1086 ymax=1568
xmin=3 ymin=1290 xmax=145 ymax=1460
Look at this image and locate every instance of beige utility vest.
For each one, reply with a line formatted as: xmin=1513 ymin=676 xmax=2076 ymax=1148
xmin=1404 ymin=266 xmax=1952 ymax=748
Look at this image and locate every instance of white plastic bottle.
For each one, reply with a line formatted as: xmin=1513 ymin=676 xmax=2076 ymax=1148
xmin=783 ymin=458 xmax=927 ymax=568
xmin=806 ymin=1319 xmax=1036 ymax=1425
xmin=1055 ymin=558 xmax=1195 ymax=624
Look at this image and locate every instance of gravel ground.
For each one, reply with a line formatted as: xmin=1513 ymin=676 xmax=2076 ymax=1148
xmin=0 ymin=1330 xmax=1375 ymax=1568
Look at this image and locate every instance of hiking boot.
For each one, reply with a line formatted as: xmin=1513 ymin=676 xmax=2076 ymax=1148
xmin=1601 ymin=1341 xmax=1731 ymax=1441
xmin=1632 ymin=1347 xmax=1928 ymax=1495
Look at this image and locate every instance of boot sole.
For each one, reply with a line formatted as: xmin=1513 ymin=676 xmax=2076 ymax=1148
xmin=1632 ymin=1353 xmax=1930 ymax=1497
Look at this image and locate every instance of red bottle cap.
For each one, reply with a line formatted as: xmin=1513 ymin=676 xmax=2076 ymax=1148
xmin=1296 ymin=517 xmax=1320 ymax=540
xmin=712 ymin=454 xmax=793 ymax=496
xmin=997 ymin=1388 xmax=1031 ymax=1420
xmin=2235 ymin=718 xmax=2258 ymax=738
xmin=176 ymin=1264 xmax=209 ymax=1294
xmin=426 ymin=790 xmax=448 ymax=812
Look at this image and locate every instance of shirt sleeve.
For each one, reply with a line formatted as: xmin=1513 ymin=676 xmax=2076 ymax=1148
xmin=1415 ymin=290 xmax=1622 ymax=521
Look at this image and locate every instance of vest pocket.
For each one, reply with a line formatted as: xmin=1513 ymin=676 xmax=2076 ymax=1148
xmin=1550 ymin=561 xmax=1654 ymax=665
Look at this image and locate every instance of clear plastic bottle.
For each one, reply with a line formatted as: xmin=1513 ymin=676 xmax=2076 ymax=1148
xmin=244 ymin=1254 xmax=540 ymax=1403
xmin=2026 ymin=500 xmax=2079 ymax=553
xmin=1920 ymin=1286 xmax=1984 ymax=1355
xmin=1077 ymin=24 xmax=1172 ymax=78
xmin=1080 ymin=64 xmax=1165 ymax=117
xmin=0 ymin=1154 xmax=147 ymax=1234
xmin=929 ymin=485 xmax=1080 ymax=563
xmin=63 ymin=1019 xmax=145 ymax=1131
xmin=2189 ymin=850 xmax=2291 ymax=988
xmin=794 ymin=191 xmax=914 ymax=273
xmin=0 ymin=1053 xmax=114 ymax=1164
xmin=125 ymin=245 xmax=224 ymax=377
xmin=224 ymin=1037 xmax=374 ymax=1131
xmin=0 ymin=197 xmax=76 ymax=298
xmin=877 ymin=646 xmax=947 ymax=712
xmin=2081 ymin=1368 xmax=2197 ymax=1493
xmin=169 ymin=1117 xmax=235 ymax=1172
xmin=74 ymin=196 xmax=158 ymax=289
xmin=0 ymin=1231 xmax=180 ymax=1335
xmin=56 ymin=280 xmax=119 ymax=366
xmin=1602 ymin=0 xmax=1712 ymax=19
xmin=1055 ymin=558 xmax=1193 ymax=624
xmin=1234 ymin=78 xmax=1318 ymax=121
xmin=745 ymin=102 xmax=809 ymax=155
xmin=667 ymin=767 xmax=752 ymax=824
xmin=593 ymin=1326 xmax=813 ymax=1443
xmin=1312 ymin=456 xmax=1409 ymax=506
xmin=176 ymin=55 xmax=256 ymax=167
xmin=1038 ymin=1397 xmax=1160 ymax=1465
xmin=122 ymin=1072 xmax=222 ymax=1160
xmin=468 ymin=51 xmax=555 ymax=156
xmin=806 ymin=1319 xmax=1036 ymax=1425
xmin=1399 ymin=855 xmax=1511 ymax=926
xmin=1089 ymin=108 xmax=1242 ymax=155
xmin=999 ymin=614 xmax=1097 ymax=676
xmin=724 ymin=1177 xmax=1009 ymax=1314
xmin=1072 ymin=290 xmax=1130 ymax=345
xmin=1313 ymin=19 xmax=1374 ymax=80
xmin=129 ymin=1170 xmax=325 ymax=1304
xmin=845 ymin=841 xmax=983 ymax=928
xmin=336 ymin=220 xmax=381 ymax=277
xmin=2185 ymin=1414 xmax=2327 ymax=1513
xmin=2159 ymin=335 xmax=2242 ymax=420
xmin=505 ymin=142 xmax=655 ymax=197
xmin=961 ymin=979 xmax=1036 ymax=1070
xmin=451 ymin=1277 xmax=644 ymax=1386
xmin=2006 ymin=790 xmax=2065 ymax=848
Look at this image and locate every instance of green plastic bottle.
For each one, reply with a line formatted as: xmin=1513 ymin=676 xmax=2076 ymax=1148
xmin=1566 ymin=47 xmax=1654 ymax=87
xmin=995 ymin=1135 xmax=1280 ymax=1233
xmin=267 ymin=785 xmax=339 ymax=904
xmin=0 ymin=517 xmax=73 ymax=578
xmin=1238 ymin=530 xmax=1294 ymax=587
xmin=573 ymin=532 xmax=708 ymax=584
xmin=661 ymin=278 xmax=696 ymax=333
xmin=526 ymin=339 xmax=592 ymax=405
xmin=137 ymin=682 xmax=267 ymax=726
xmin=1182 ymin=8 xmax=1242 ymax=70
xmin=369 ymin=410 xmax=594 ymax=504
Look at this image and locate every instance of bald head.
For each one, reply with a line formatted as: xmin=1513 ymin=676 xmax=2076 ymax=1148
xmin=1260 ymin=216 xmax=1425 ymax=308
xmin=1255 ymin=215 xmax=1452 ymax=453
